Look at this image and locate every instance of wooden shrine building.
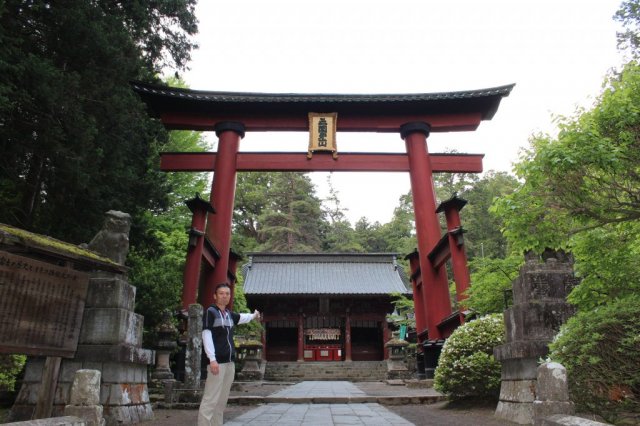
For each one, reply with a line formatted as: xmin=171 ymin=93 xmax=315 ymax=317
xmin=242 ymin=253 xmax=411 ymax=362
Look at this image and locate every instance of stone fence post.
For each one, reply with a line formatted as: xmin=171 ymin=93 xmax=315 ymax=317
xmin=63 ymin=369 xmax=105 ymax=426
xmin=533 ymin=362 xmax=574 ymax=425
xmin=184 ymin=304 xmax=203 ymax=390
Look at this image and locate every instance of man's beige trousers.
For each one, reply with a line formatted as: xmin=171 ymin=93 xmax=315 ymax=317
xmin=197 ymin=363 xmax=236 ymax=426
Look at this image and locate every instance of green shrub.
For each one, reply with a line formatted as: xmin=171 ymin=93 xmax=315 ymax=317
xmin=0 ymin=354 xmax=26 ymax=392
xmin=434 ymin=314 xmax=505 ymax=400
xmin=549 ymin=296 xmax=640 ymax=424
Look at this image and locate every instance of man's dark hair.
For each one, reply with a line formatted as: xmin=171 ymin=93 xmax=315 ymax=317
xmin=215 ymin=282 xmax=231 ymax=292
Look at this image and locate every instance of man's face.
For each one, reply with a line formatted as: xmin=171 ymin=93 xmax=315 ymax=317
xmin=214 ymin=286 xmax=231 ymax=307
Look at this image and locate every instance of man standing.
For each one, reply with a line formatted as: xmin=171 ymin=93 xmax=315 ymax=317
xmin=198 ymin=282 xmax=261 ymax=426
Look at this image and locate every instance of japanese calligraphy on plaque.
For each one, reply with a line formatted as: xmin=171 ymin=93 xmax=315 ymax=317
xmin=308 ymin=112 xmax=338 ymax=159
xmin=305 ymin=328 xmax=341 ymax=341
xmin=0 ymin=251 xmax=89 ymax=358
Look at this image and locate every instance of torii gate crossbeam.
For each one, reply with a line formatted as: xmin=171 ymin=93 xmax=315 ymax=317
xmin=160 ymin=152 xmax=484 ymax=173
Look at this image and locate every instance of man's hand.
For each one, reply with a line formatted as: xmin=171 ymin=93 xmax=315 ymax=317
xmin=253 ymin=309 xmax=261 ymax=321
xmin=210 ymin=360 xmax=220 ymax=375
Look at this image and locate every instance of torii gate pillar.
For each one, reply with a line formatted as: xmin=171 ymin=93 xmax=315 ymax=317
xmin=203 ymin=121 xmax=245 ymax=308
xmin=402 ymin=122 xmax=452 ymax=340
xmin=182 ymin=194 xmax=215 ymax=311
xmin=437 ymin=195 xmax=471 ymax=325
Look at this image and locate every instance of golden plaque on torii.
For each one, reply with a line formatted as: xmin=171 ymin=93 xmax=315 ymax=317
xmin=308 ymin=112 xmax=338 ymax=159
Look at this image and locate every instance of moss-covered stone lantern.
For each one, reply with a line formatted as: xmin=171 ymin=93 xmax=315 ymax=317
xmin=384 ymin=332 xmax=410 ymax=380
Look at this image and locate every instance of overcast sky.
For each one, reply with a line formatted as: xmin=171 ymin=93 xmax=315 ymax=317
xmin=183 ymin=0 xmax=625 ymax=225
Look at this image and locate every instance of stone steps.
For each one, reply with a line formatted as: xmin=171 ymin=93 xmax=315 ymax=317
xmin=264 ymin=361 xmax=388 ymax=381
xmin=155 ymin=394 xmax=445 ymax=409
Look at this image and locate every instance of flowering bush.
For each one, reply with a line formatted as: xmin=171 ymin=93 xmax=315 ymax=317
xmin=434 ymin=314 xmax=505 ymax=400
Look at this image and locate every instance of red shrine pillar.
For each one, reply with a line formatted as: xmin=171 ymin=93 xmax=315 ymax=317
xmin=297 ymin=312 xmax=304 ymax=362
xmin=437 ymin=195 xmax=471 ymax=324
xmin=203 ymin=122 xmax=244 ymax=308
xmin=182 ymin=194 xmax=215 ymax=311
xmin=382 ymin=319 xmax=390 ymax=360
xmin=345 ymin=310 xmax=352 ymax=362
xmin=401 ymin=122 xmax=452 ymax=340
xmin=405 ymin=250 xmax=427 ymax=342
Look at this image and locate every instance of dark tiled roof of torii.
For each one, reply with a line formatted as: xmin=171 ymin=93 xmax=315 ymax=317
xmin=131 ymin=81 xmax=515 ymax=121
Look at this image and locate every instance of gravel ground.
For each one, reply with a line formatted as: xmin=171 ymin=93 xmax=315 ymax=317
xmin=386 ymin=399 xmax=513 ymax=426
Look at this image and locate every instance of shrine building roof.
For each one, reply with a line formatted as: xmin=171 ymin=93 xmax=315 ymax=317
xmin=131 ymin=81 xmax=515 ymax=132
xmin=242 ymin=253 xmax=411 ymax=296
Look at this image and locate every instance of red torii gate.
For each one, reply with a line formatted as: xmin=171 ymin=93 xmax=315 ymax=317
xmin=132 ymin=82 xmax=513 ymax=340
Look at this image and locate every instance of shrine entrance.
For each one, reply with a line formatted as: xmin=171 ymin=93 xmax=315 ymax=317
xmin=133 ymin=82 xmax=513 ymax=341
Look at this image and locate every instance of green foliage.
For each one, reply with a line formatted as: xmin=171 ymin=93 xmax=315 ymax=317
xmin=433 ymin=169 xmax=479 ymax=207
xmin=0 ymin=0 xmax=196 ymax=246
xmin=568 ymin=222 xmax=640 ymax=310
xmin=490 ymin=173 xmax=574 ymax=254
xmin=387 ymin=293 xmax=416 ymax=329
xmin=244 ymin=172 xmax=324 ymax=252
xmin=233 ymin=172 xmax=278 ymax=253
xmin=353 ymin=218 xmax=388 ymax=252
xmin=460 ymin=171 xmax=518 ymax=259
xmin=0 ymin=354 xmax=26 ymax=392
xmin=129 ymin=227 xmax=186 ymax=330
xmin=434 ymin=314 xmax=505 ymax=400
xmin=321 ymin=219 xmax=365 ymax=253
xmin=616 ymin=0 xmax=640 ymax=58
xmin=320 ymin=175 xmax=365 ymax=252
xmin=349 ymin=192 xmax=417 ymax=256
xmin=466 ymin=254 xmax=523 ymax=315
xmin=128 ymin=122 xmax=208 ymax=331
xmin=549 ymin=296 xmax=640 ymax=423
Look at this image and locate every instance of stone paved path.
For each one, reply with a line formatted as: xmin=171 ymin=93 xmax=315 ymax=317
xmin=225 ymin=402 xmax=412 ymax=425
xmin=225 ymin=382 xmax=411 ymax=425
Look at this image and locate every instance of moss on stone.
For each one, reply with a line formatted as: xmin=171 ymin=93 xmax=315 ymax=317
xmin=0 ymin=223 xmax=116 ymax=265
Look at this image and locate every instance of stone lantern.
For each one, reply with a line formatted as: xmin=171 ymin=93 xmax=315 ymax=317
xmin=384 ymin=332 xmax=410 ymax=380
xmin=150 ymin=310 xmax=178 ymax=388
xmin=237 ymin=338 xmax=263 ymax=381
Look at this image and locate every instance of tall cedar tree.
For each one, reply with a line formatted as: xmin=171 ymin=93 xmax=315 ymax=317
xmin=0 ymin=1 xmax=197 ymax=245
xmin=257 ymin=173 xmax=324 ymax=252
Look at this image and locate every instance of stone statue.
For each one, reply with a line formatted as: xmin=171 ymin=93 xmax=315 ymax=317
xmin=87 ymin=210 xmax=131 ymax=265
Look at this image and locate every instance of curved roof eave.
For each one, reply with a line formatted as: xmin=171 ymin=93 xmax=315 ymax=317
xmin=131 ymin=81 xmax=515 ymax=122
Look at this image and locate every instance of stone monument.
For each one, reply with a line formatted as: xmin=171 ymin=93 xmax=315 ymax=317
xmin=494 ymin=250 xmax=578 ymax=424
xmin=12 ymin=211 xmax=155 ymax=424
